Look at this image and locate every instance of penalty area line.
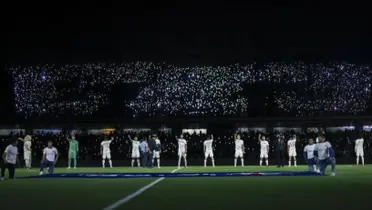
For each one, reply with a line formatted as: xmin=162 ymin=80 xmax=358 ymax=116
xmin=101 ymin=168 xmax=181 ymax=210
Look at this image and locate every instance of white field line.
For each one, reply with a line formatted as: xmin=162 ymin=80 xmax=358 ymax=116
xmin=101 ymin=168 xmax=181 ymax=210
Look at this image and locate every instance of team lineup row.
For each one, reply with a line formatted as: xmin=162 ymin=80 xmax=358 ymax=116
xmin=1 ymin=133 xmax=365 ymax=179
xmin=94 ymin=133 xmax=365 ymax=168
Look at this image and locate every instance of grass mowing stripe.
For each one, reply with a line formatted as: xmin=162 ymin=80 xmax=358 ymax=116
xmin=101 ymin=168 xmax=181 ymax=210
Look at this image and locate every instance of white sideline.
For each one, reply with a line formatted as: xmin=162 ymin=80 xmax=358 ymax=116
xmin=101 ymin=168 xmax=181 ymax=210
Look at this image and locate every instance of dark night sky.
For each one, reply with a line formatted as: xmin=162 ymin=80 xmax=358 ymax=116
xmin=2 ymin=3 xmax=371 ymax=121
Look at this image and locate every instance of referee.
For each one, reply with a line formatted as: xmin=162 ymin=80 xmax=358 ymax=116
xmin=275 ymin=134 xmax=285 ymax=168
xmin=140 ymin=138 xmax=148 ymax=168
xmin=147 ymin=135 xmax=157 ymax=168
xmin=1 ymin=139 xmax=19 ymax=180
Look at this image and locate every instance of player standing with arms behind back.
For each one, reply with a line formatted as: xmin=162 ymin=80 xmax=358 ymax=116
xmin=101 ymin=137 xmax=114 ymax=168
xmin=176 ymin=135 xmax=187 ymax=168
xmin=234 ymin=134 xmax=245 ymax=167
xmin=355 ymin=135 xmax=364 ymax=166
xmin=128 ymin=135 xmax=141 ymax=167
xmin=287 ymin=135 xmax=297 ymax=167
xmin=66 ymin=135 xmax=79 ymax=169
xmin=314 ymin=136 xmax=320 ymax=172
xmin=152 ymin=135 xmax=161 ymax=168
xmin=204 ymin=134 xmax=215 ymax=167
xmin=258 ymin=134 xmax=269 ymax=166
xmin=19 ymin=135 xmax=32 ymax=170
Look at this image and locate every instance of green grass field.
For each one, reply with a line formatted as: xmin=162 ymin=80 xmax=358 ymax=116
xmin=0 ymin=165 xmax=371 ymax=210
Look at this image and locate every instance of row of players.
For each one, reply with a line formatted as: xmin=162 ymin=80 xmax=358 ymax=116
xmin=16 ymin=133 xmax=365 ymax=171
xmin=0 ymin=133 xmax=340 ymax=179
xmin=0 ymin=132 xmax=347 ymax=179
xmin=122 ymin=133 xmax=365 ymax=168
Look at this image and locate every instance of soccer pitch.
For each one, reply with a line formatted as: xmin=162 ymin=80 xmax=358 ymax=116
xmin=1 ymin=165 xmax=371 ymax=210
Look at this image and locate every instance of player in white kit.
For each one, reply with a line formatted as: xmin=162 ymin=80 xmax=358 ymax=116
xmin=100 ymin=137 xmax=114 ymax=168
xmin=234 ymin=134 xmax=245 ymax=167
xmin=314 ymin=134 xmax=336 ymax=176
xmin=39 ymin=141 xmax=58 ymax=175
xmin=355 ymin=136 xmax=364 ymax=165
xmin=19 ymin=135 xmax=32 ymax=170
xmin=303 ymin=138 xmax=316 ymax=172
xmin=128 ymin=135 xmax=141 ymax=167
xmin=287 ymin=136 xmax=297 ymax=167
xmin=258 ymin=134 xmax=269 ymax=166
xmin=204 ymin=134 xmax=215 ymax=167
xmin=176 ymin=135 xmax=187 ymax=168
xmin=152 ymin=135 xmax=161 ymax=168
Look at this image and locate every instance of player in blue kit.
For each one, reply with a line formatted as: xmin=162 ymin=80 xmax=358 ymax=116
xmin=314 ymin=134 xmax=336 ymax=176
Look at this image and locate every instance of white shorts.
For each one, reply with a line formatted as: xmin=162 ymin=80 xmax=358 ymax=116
xmin=102 ymin=152 xmax=111 ymax=159
xmin=178 ymin=152 xmax=187 ymax=158
xmin=131 ymin=150 xmax=140 ymax=158
xmin=178 ymin=149 xmax=186 ymax=157
xmin=288 ymin=149 xmax=297 ymax=157
xmin=24 ymin=151 xmax=31 ymax=160
xmin=235 ymin=150 xmax=243 ymax=158
xmin=205 ymin=150 xmax=214 ymax=158
xmin=153 ymin=151 xmax=160 ymax=158
xmin=356 ymin=150 xmax=364 ymax=157
xmin=260 ymin=151 xmax=268 ymax=158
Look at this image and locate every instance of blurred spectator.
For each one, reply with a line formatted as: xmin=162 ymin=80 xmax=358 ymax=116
xmin=9 ymin=62 xmax=372 ymax=119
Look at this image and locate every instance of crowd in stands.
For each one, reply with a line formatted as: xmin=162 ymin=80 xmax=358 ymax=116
xmin=1 ymin=128 xmax=371 ymax=161
xmin=9 ymin=62 xmax=372 ymax=118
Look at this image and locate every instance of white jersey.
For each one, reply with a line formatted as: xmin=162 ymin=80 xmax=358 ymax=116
xmin=178 ymin=139 xmax=187 ymax=153
xmin=204 ymin=139 xmax=213 ymax=151
xmin=153 ymin=138 xmax=162 ymax=159
xmin=101 ymin=140 xmax=113 ymax=153
xmin=304 ymin=144 xmax=316 ymax=159
xmin=355 ymin=138 xmax=364 ymax=150
xmin=132 ymin=140 xmax=140 ymax=152
xmin=260 ymin=140 xmax=269 ymax=151
xmin=131 ymin=140 xmax=140 ymax=158
xmin=24 ymin=141 xmax=32 ymax=152
xmin=4 ymin=145 xmax=18 ymax=164
xmin=288 ymin=138 xmax=296 ymax=150
xmin=43 ymin=147 xmax=58 ymax=162
xmin=155 ymin=139 xmax=161 ymax=146
xmin=315 ymin=141 xmax=332 ymax=160
xmin=234 ymin=139 xmax=244 ymax=158
xmin=235 ymin=139 xmax=244 ymax=152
